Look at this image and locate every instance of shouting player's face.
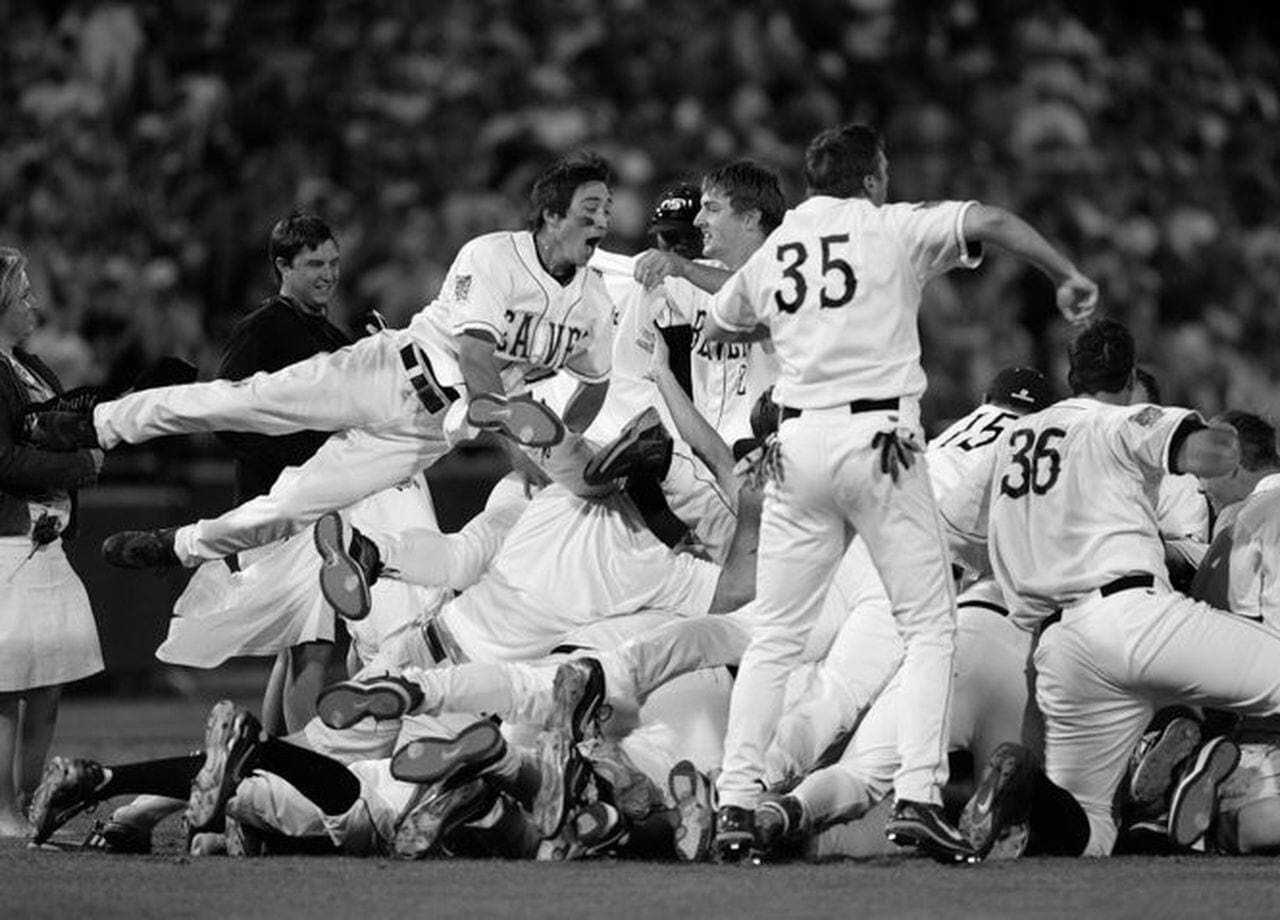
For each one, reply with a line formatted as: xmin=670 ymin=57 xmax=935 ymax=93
xmin=542 ymin=181 xmax=612 ymax=271
xmin=279 ymin=239 xmax=340 ymax=310
xmin=696 ymin=185 xmax=756 ymax=266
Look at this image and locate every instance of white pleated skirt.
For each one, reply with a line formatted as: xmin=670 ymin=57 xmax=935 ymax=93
xmin=0 ymin=537 xmax=103 ymax=691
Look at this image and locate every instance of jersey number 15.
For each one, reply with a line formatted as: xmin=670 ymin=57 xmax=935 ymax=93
xmin=774 ymin=234 xmax=857 ymax=313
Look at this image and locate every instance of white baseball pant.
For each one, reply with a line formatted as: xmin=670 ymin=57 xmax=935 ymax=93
xmin=92 ymin=331 xmax=453 ymax=565
xmin=718 ymin=407 xmax=957 ymax=809
xmin=1035 ymin=586 xmax=1280 ymax=855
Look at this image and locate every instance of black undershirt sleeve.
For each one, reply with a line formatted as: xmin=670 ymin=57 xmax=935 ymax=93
xmin=1166 ymin=416 xmax=1207 ymax=475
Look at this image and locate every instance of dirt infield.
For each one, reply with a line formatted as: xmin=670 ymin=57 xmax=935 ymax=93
xmin=4 ymin=697 xmax=1277 ymax=920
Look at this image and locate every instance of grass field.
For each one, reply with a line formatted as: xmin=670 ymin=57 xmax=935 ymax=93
xmin=4 ymin=695 xmax=1278 ymax=920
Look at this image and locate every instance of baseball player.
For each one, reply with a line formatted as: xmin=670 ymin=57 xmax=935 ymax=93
xmin=630 ymin=161 xmax=785 ymax=446
xmin=969 ymin=318 xmax=1280 ymax=856
xmin=23 ymin=154 xmax=616 ymax=571
xmin=700 ymin=123 xmax=1097 ymax=862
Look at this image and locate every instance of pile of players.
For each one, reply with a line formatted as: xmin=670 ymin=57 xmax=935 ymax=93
xmin=20 ymin=123 xmax=1280 ymax=865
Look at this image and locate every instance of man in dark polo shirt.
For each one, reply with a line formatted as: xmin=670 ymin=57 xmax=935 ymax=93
xmin=216 ymin=213 xmax=353 ymax=734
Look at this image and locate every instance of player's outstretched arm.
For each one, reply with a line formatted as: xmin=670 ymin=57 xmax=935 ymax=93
xmin=457 ymin=331 xmax=506 ymax=398
xmin=634 ymin=249 xmax=732 ymax=295
xmin=646 ymin=327 xmax=737 ymax=492
xmin=963 ymin=204 xmax=1098 ymax=323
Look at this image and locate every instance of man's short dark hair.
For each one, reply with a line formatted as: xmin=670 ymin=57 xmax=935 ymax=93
xmin=1215 ymin=410 xmax=1280 ymax=472
xmin=703 ymin=160 xmax=786 ymax=233
xmin=1134 ymin=366 xmax=1162 ymax=404
xmin=750 ymin=385 xmax=780 ymax=440
xmin=804 ymin=124 xmax=884 ymax=199
xmin=269 ymin=213 xmax=335 ymax=278
xmin=1067 ymin=319 xmax=1135 ymax=396
xmin=528 ymin=152 xmax=616 ymax=232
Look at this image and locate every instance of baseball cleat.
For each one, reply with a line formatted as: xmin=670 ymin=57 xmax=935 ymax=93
xmin=530 ymin=728 xmax=593 ymax=839
xmin=21 ymin=409 xmax=102 ymax=451
xmin=583 ymin=407 xmax=673 ymax=485
xmin=186 ymin=701 xmax=264 ymax=832
xmin=393 ymin=779 xmax=497 ymax=859
xmin=669 ymin=759 xmax=715 ymax=862
xmin=754 ymin=792 xmax=807 ymax=856
xmin=316 ymin=674 xmax=425 ymax=730
xmin=101 ymin=527 xmax=182 ymax=569
xmin=537 ymin=802 xmax=626 ymax=861
xmin=547 ymin=657 xmax=608 ymax=743
xmin=314 ymin=512 xmax=381 ymax=620
xmin=959 ymin=742 xmax=1037 ymax=862
xmin=1129 ymin=715 xmax=1201 ymax=806
xmin=1167 ymin=736 xmax=1240 ymax=847
xmin=28 ymin=756 xmax=106 ymax=845
xmin=82 ymin=816 xmax=153 ymax=854
xmin=886 ymin=798 xmax=975 ymax=864
xmin=390 ymin=720 xmax=506 ymax=786
xmin=711 ymin=804 xmax=756 ymax=864
xmin=187 ymin=832 xmax=228 ymax=856
xmin=467 ymin=393 xmax=565 ymax=448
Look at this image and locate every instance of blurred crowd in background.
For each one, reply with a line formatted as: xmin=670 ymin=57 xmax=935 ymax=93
xmin=3 ymin=0 xmax=1279 ymax=433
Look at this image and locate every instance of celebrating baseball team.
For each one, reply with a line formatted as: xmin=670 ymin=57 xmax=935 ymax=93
xmin=14 ymin=121 xmax=1280 ymax=866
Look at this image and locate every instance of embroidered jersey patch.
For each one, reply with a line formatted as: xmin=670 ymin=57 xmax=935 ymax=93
xmin=1130 ymin=406 xmax=1164 ymax=427
xmin=453 ymin=274 xmax=473 ymax=301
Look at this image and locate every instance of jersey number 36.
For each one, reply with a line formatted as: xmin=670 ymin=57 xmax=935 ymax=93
xmin=774 ymin=234 xmax=857 ymax=313
xmin=1000 ymin=427 xmax=1066 ymax=498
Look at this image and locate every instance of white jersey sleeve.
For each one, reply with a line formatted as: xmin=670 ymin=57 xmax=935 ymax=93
xmin=879 ymin=200 xmax=983 ymax=283
xmin=443 ymin=235 xmax=516 ymax=343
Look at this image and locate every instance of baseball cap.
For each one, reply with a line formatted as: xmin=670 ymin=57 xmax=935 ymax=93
xmin=985 ymin=366 xmax=1052 ymax=413
xmin=650 ymin=183 xmax=700 ymax=231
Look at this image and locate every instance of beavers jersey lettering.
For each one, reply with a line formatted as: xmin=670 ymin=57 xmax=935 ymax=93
xmin=409 ymin=230 xmax=613 ymax=394
xmin=664 ymin=273 xmax=780 ymax=443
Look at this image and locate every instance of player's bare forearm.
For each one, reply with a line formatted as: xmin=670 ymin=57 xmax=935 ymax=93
xmin=708 ymin=488 xmax=762 ymax=613
xmin=964 ymin=204 xmax=1098 ymax=321
xmin=457 ymin=332 xmax=506 ymax=399
xmin=562 ymin=380 xmax=609 ymax=434
xmin=634 ymin=250 xmax=731 ymax=294
xmin=652 ymin=358 xmax=736 ymax=488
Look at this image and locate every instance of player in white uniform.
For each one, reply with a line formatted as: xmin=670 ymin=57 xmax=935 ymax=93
xmin=24 ymin=155 xmax=617 ymax=570
xmin=700 ymin=123 xmax=1097 ymax=861
xmin=636 ymin=161 xmax=785 ymax=446
xmin=977 ymin=319 xmax=1280 ymax=856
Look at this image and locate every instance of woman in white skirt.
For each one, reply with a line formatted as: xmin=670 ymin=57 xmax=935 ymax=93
xmin=0 ymin=248 xmax=104 ymax=835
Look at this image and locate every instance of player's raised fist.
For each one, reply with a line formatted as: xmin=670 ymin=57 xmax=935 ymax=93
xmin=1056 ymin=272 xmax=1099 ymax=323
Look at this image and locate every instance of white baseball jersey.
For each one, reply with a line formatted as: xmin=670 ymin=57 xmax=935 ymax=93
xmin=988 ymin=398 xmax=1200 ymax=625
xmin=409 ymin=230 xmax=614 ymax=393
xmin=710 ymin=196 xmax=981 ymax=409
xmin=927 ymin=402 xmax=1023 ymax=578
xmin=664 ymin=274 xmax=780 ymax=443
xmin=438 ymin=483 xmax=719 ymax=661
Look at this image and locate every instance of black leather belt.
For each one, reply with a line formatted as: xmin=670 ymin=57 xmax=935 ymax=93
xmin=780 ymin=397 xmax=899 ymax=422
xmin=1041 ymin=573 xmax=1156 ymax=631
xmin=958 ymin=599 xmax=1009 ymax=618
xmin=399 ymin=345 xmax=459 ymax=414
